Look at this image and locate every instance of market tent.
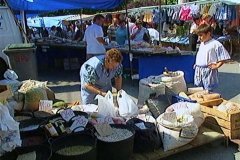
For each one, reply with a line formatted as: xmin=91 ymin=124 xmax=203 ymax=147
xmin=27 ymin=15 xmax=74 ymax=27
xmin=221 ymin=0 xmax=240 ymax=5
xmin=6 ymin=0 xmax=124 ymax=13
xmin=64 ymin=14 xmax=94 ymax=21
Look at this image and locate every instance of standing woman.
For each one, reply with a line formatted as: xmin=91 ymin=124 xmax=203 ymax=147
xmin=116 ymin=20 xmax=128 ymax=45
xmin=80 ymin=48 xmax=123 ymax=104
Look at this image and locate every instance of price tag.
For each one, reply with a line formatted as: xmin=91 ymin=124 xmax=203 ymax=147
xmin=60 ymin=109 xmax=75 ymax=122
xmin=70 ymin=116 xmax=88 ymax=131
xmin=39 ymin=100 xmax=53 ymax=112
xmin=97 ymin=116 xmax=114 ymax=124
xmin=135 ymin=122 xmax=147 ymax=130
xmin=162 ymin=112 xmax=177 ymax=123
xmin=94 ymin=124 xmax=113 ymax=137
xmin=180 ymin=126 xmax=198 ymax=139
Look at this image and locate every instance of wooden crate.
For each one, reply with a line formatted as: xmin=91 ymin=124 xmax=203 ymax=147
xmin=200 ymin=98 xmax=240 ymax=139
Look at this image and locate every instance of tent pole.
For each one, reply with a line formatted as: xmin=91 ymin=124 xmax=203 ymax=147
xmin=125 ymin=0 xmax=134 ymax=79
xmin=158 ymin=0 xmax=161 ymax=45
xmin=20 ymin=10 xmax=28 ymax=43
xmin=80 ymin=9 xmax=83 ymax=32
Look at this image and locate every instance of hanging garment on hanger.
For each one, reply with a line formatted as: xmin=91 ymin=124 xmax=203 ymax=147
xmin=172 ymin=6 xmax=180 ymax=21
xmin=153 ymin=9 xmax=160 ymax=24
xmin=228 ymin=5 xmax=237 ymax=21
xmin=190 ymin=3 xmax=200 ymax=16
xmin=208 ymin=3 xmax=218 ymax=17
xmin=200 ymin=4 xmax=211 ymax=15
xmin=179 ymin=5 xmax=191 ymax=21
xmin=228 ymin=6 xmax=238 ymax=27
xmin=167 ymin=8 xmax=174 ymax=23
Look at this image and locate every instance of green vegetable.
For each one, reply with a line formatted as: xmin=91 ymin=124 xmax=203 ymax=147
xmin=53 ymin=101 xmax=66 ymax=108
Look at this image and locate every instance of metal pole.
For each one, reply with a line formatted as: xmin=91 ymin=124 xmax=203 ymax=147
xmin=80 ymin=9 xmax=83 ymax=32
xmin=125 ymin=0 xmax=134 ymax=78
xmin=158 ymin=0 xmax=161 ymax=44
xmin=20 ymin=10 xmax=28 ymax=43
xmin=125 ymin=0 xmax=131 ymax=53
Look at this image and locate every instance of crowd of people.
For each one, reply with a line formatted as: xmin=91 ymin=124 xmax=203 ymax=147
xmin=27 ymin=13 xmax=161 ymax=45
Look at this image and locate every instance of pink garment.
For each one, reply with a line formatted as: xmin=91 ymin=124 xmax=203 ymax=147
xmin=179 ymin=5 xmax=192 ymax=21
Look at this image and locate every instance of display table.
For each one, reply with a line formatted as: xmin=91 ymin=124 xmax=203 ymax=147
xmin=136 ymin=54 xmax=195 ymax=83
xmin=35 ymin=42 xmax=86 ymax=71
xmin=36 ymin=41 xmax=195 ymax=83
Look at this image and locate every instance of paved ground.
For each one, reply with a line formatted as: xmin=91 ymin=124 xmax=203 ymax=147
xmin=38 ymin=61 xmax=240 ymax=160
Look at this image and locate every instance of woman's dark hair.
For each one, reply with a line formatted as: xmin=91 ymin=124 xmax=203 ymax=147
xmin=93 ymin=14 xmax=105 ymax=22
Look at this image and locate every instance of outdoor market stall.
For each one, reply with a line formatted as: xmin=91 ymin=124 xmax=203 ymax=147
xmin=2 ymin=0 xmax=240 ymax=160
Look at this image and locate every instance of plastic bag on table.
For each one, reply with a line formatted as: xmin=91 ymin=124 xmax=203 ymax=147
xmin=4 ymin=69 xmax=18 ymax=80
xmin=0 ymin=103 xmax=21 ymax=156
xmin=117 ymin=90 xmax=138 ymax=118
xmin=96 ymin=91 xmax=117 ymax=117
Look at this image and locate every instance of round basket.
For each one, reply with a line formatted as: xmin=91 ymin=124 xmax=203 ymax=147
xmin=50 ymin=133 xmax=97 ymax=160
xmin=21 ymin=127 xmax=48 ymax=147
xmin=0 ymin=145 xmax=52 ymax=160
xmin=14 ymin=111 xmax=33 ymax=122
xmin=96 ymin=124 xmax=135 ymax=160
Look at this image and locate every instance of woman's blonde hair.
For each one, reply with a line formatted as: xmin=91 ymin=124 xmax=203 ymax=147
xmin=105 ymin=48 xmax=122 ymax=63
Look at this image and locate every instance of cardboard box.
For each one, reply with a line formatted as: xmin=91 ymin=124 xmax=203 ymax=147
xmin=0 ymin=85 xmax=12 ymax=103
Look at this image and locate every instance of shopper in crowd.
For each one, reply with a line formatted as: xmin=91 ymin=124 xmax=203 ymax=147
xmin=194 ymin=24 xmax=230 ymax=91
xmin=55 ymin=26 xmax=66 ymax=38
xmin=189 ymin=14 xmax=201 ymax=51
xmin=66 ymin=24 xmax=75 ymax=40
xmin=49 ymin=25 xmax=57 ymax=37
xmin=128 ymin=16 xmax=137 ymax=35
xmin=107 ymin=17 xmax=119 ymax=42
xmin=74 ymin=24 xmax=84 ymax=41
xmin=80 ymin=48 xmax=123 ymax=104
xmin=131 ymin=20 xmax=150 ymax=43
xmin=116 ymin=20 xmax=128 ymax=45
xmin=83 ymin=14 xmax=106 ymax=60
xmin=41 ymin=27 xmax=49 ymax=38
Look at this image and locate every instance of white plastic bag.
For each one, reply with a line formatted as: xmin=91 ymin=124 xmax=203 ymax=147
xmin=117 ymin=90 xmax=138 ymax=118
xmin=0 ymin=104 xmax=21 ymax=156
xmin=4 ymin=69 xmax=18 ymax=80
xmin=96 ymin=91 xmax=117 ymax=117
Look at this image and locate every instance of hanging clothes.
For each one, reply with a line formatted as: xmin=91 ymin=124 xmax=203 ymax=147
xmin=172 ymin=6 xmax=181 ymax=21
xmin=208 ymin=3 xmax=218 ymax=17
xmin=179 ymin=5 xmax=192 ymax=21
xmin=200 ymin=4 xmax=211 ymax=15
xmin=190 ymin=3 xmax=200 ymax=16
